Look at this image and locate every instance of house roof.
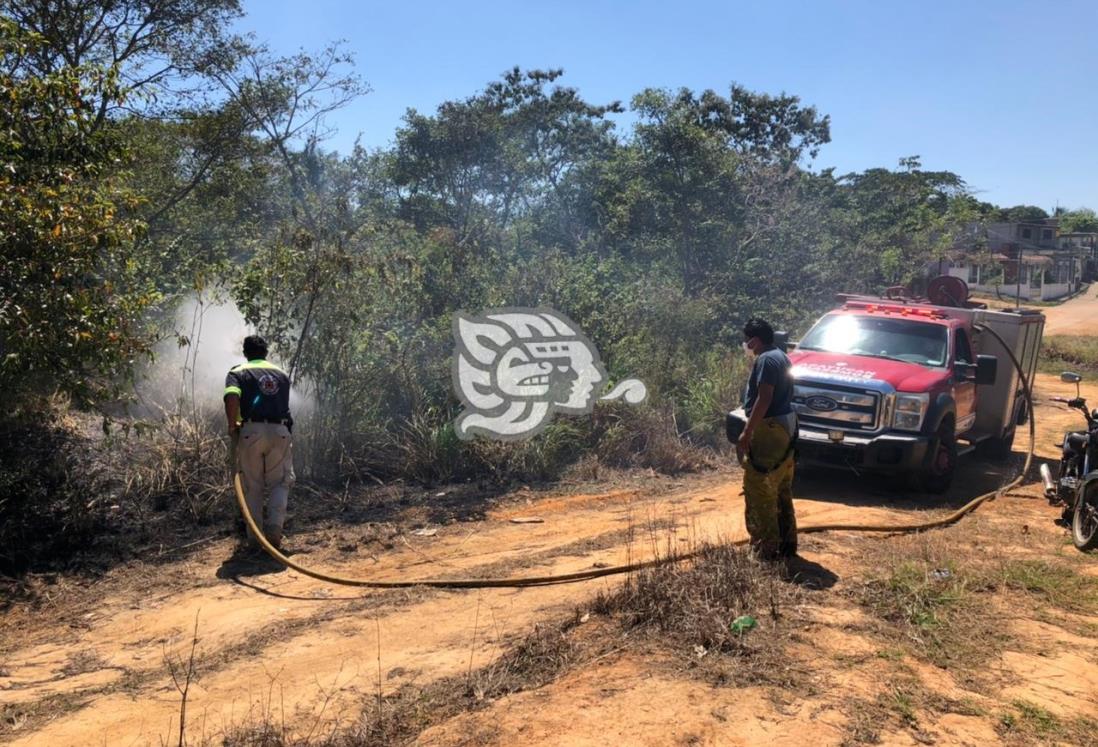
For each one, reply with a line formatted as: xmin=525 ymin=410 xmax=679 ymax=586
xmin=947 ymin=251 xmax=1011 ymax=263
xmin=1012 ymin=255 xmax=1053 ymax=267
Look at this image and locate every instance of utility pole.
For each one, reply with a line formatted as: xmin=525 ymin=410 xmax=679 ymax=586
xmin=1015 ymin=244 xmax=1022 ymax=308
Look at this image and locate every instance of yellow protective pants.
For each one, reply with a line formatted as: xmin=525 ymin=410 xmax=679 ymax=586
xmin=742 ymin=418 xmax=797 ymax=559
xmin=236 ymin=421 xmax=295 ymax=547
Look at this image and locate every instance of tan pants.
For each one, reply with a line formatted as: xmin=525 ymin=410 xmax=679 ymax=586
xmin=236 ymin=422 xmax=295 ymax=546
xmin=743 ymin=418 xmax=797 ymax=559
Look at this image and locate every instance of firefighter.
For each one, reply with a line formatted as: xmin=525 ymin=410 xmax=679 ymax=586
xmin=224 ymin=335 xmax=295 ymax=549
xmin=736 ymin=318 xmax=798 ymax=560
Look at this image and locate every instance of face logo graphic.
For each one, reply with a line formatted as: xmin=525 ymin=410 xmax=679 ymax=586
xmin=453 ymin=308 xmax=647 ymax=441
xmin=258 ymin=374 xmax=280 ymax=396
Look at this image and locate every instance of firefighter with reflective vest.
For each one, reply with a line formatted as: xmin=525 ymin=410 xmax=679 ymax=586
xmin=223 ymin=335 xmax=295 ymax=549
xmin=737 ymin=318 xmax=798 ymax=560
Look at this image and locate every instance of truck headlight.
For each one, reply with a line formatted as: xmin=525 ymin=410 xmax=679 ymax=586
xmin=893 ymin=393 xmax=929 ymax=432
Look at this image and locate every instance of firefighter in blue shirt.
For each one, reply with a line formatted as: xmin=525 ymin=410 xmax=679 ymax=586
xmin=737 ymin=318 xmax=798 ymax=560
xmin=224 ymin=335 xmax=294 ymax=549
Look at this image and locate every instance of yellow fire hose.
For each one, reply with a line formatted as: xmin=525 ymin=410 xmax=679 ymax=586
xmin=234 ymin=324 xmax=1037 ymax=589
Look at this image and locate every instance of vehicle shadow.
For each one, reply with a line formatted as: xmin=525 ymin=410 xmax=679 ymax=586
xmin=792 ymin=452 xmax=1033 ymax=511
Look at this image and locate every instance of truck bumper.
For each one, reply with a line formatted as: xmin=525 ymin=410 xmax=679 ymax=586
xmin=796 ymin=427 xmax=930 ymax=472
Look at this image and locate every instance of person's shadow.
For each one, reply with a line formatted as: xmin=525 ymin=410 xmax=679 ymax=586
xmin=782 ymin=555 xmax=839 ymax=590
xmin=216 ymin=545 xmax=288 ymax=579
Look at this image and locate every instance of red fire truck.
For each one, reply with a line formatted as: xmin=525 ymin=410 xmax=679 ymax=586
xmin=730 ymin=280 xmax=1045 ymax=492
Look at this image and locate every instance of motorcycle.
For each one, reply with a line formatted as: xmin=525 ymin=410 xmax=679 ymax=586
xmin=1040 ymin=372 xmax=1098 ymax=552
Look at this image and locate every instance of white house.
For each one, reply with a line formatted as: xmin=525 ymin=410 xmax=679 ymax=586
xmin=941 ymin=220 xmax=1084 ymax=301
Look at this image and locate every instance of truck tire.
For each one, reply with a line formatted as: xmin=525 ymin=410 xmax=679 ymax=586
xmin=977 ymin=427 xmax=1016 ymax=461
xmin=917 ymin=420 xmax=956 ymax=494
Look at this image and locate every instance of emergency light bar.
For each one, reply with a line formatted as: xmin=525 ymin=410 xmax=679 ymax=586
xmin=842 ymin=300 xmax=945 ymax=319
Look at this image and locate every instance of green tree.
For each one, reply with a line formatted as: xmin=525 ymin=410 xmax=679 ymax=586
xmin=5 ymin=0 xmax=242 ymax=125
xmin=595 ymin=85 xmax=829 ymax=294
xmin=1058 ymin=207 xmax=1098 ymax=234
xmin=0 ymin=19 xmax=157 ymax=406
xmin=390 ymin=68 xmax=621 ymax=247
xmin=1000 ymin=204 xmax=1049 ymax=223
xmin=825 ymin=157 xmax=970 ymax=292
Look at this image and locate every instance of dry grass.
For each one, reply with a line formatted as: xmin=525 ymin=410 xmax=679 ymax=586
xmin=990 ymin=557 xmax=1098 ymax=614
xmin=119 ymin=408 xmax=233 ymax=525
xmin=851 ymin=521 xmax=1098 ymax=687
xmin=216 ymin=615 xmax=587 ymax=747
xmin=853 ymin=535 xmax=1007 ymax=675
xmin=997 ymin=699 xmax=1098 ymax=746
xmin=0 ymin=397 xmax=235 ymax=583
xmin=836 ymin=522 xmax=1098 ymax=744
xmin=1039 ymin=334 xmax=1098 ymax=377
xmin=362 ymin=400 xmax=718 ymax=489
xmin=216 ymin=542 xmax=803 ymax=745
xmin=589 ymin=542 xmax=810 ymax=690
xmin=589 ymin=402 xmax=719 ymax=475
xmin=592 ymin=543 xmax=787 ymax=652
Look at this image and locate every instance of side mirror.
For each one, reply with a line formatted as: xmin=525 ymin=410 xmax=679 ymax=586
xmin=774 ymin=330 xmax=789 ymax=353
xmin=1062 ymin=371 xmax=1083 ymax=398
xmin=975 ymin=355 xmax=997 ymax=386
xmin=725 ymin=409 xmax=746 ymax=443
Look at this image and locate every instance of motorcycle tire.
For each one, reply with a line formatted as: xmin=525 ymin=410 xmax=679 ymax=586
xmin=1072 ymin=482 xmax=1098 ymax=552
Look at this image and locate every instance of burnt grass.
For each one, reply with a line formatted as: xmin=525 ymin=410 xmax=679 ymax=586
xmin=0 ymin=402 xmax=700 ymax=603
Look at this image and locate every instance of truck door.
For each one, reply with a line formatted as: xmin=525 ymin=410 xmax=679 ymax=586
xmin=953 ymin=328 xmax=977 ymax=434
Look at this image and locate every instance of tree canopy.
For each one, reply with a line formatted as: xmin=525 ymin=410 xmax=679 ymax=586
xmin=5 ymin=8 xmax=1089 ymax=481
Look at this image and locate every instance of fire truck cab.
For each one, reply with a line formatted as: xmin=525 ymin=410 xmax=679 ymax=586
xmin=730 ymin=291 xmax=1044 ymax=493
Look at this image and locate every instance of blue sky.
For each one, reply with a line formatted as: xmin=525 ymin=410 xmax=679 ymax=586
xmin=238 ymin=1 xmax=1098 ymax=211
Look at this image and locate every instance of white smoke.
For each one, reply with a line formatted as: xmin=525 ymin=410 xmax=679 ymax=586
xmin=132 ymin=295 xmax=250 ymax=417
xmin=133 ymin=294 xmax=313 ymax=419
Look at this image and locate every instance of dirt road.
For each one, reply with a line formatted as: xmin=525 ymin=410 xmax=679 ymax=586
xmin=1042 ymin=283 xmax=1098 ymax=335
xmin=2 ymin=299 xmax=1096 ymax=746
xmin=1 ymin=473 xmax=921 ymax=744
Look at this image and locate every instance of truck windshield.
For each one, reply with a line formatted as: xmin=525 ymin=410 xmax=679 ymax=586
xmin=798 ymin=315 xmax=948 ymax=367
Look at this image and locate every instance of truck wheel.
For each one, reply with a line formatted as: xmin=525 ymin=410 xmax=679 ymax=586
xmin=977 ymin=427 xmax=1016 ymax=461
xmin=918 ymin=421 xmax=956 ymax=494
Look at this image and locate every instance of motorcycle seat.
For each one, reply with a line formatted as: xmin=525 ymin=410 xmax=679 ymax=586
xmin=1064 ymin=432 xmax=1089 ymax=451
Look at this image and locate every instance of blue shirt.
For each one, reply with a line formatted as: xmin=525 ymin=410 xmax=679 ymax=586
xmin=743 ymin=347 xmax=794 ymax=418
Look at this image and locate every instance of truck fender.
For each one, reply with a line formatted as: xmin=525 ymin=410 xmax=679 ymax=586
xmin=924 ymin=393 xmax=956 ymax=436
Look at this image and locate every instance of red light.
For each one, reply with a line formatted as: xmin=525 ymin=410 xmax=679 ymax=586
xmin=842 ymin=300 xmax=944 ymax=319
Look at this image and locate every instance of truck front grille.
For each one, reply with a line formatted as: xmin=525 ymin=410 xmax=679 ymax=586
xmin=792 ymin=384 xmax=881 ymax=431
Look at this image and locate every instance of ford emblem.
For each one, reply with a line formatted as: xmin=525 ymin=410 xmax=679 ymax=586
xmin=806 ymin=395 xmax=838 ymax=412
